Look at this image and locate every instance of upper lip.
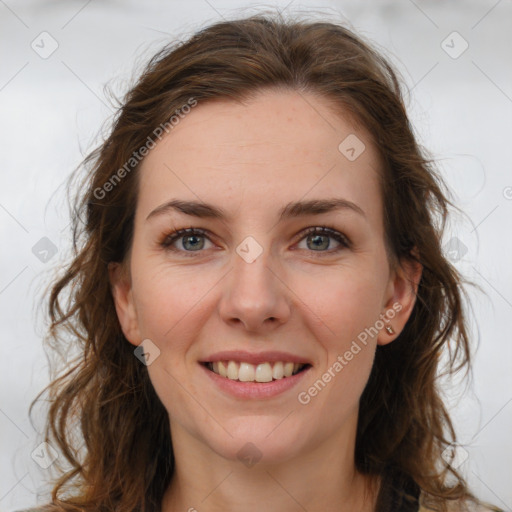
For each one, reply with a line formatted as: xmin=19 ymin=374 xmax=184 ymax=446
xmin=200 ymin=350 xmax=312 ymax=366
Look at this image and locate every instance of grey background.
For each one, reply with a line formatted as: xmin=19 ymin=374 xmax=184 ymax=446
xmin=1 ymin=0 xmax=511 ymax=510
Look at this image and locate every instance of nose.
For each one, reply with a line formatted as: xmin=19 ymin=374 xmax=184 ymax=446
xmin=218 ymin=242 xmax=291 ymax=333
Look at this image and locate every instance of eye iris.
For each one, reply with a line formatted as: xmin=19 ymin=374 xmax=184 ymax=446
xmin=182 ymin=234 xmax=204 ymax=251
xmin=165 ymin=227 xmax=346 ymax=254
xmin=308 ymin=233 xmax=329 ymax=251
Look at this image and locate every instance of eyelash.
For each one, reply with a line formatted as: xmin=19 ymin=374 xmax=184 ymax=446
xmin=159 ymin=226 xmax=351 ymax=258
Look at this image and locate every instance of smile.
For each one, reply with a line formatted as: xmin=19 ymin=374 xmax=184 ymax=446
xmin=204 ymin=361 xmax=309 ymax=382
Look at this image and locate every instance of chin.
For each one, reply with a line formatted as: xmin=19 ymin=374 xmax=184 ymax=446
xmin=202 ymin=418 xmax=308 ymax=466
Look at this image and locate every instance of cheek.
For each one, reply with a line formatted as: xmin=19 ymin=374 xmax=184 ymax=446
xmin=309 ymin=347 xmax=375 ymax=430
xmin=131 ymin=254 xmax=212 ymax=342
xmin=130 ymin=262 xmax=214 ymax=424
xmin=292 ymin=260 xmax=386 ymax=407
xmin=296 ymin=276 xmax=379 ymax=428
xmin=293 ymin=262 xmax=388 ymax=345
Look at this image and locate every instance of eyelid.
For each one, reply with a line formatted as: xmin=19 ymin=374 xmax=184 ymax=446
xmin=159 ymin=227 xmax=213 ymax=251
xmin=296 ymin=226 xmax=351 ymax=250
xmin=159 ymin=225 xmax=351 ymax=255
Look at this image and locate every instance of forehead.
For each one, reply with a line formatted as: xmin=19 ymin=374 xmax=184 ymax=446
xmin=136 ymin=89 xmax=383 ymax=224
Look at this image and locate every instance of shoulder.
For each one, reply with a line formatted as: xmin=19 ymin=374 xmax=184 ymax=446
xmin=419 ymin=499 xmax=505 ymax=511
xmin=12 ymin=509 xmax=46 ymax=512
xmin=12 ymin=508 xmax=51 ymax=512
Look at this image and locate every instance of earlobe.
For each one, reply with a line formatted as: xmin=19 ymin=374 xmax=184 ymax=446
xmin=377 ymin=254 xmax=423 ymax=346
xmin=108 ymin=262 xmax=141 ymax=346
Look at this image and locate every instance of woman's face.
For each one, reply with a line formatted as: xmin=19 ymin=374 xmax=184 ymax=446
xmin=110 ymin=89 xmax=420 ymax=464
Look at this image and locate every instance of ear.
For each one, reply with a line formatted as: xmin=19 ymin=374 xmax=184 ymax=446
xmin=377 ymin=250 xmax=423 ymax=346
xmin=108 ymin=261 xmax=141 ymax=347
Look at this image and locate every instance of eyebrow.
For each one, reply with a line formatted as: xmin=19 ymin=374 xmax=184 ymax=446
xmin=146 ymin=197 xmax=366 ymax=223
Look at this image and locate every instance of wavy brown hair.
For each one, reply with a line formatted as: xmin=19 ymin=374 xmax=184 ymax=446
xmin=29 ymin=11 xmax=490 ymax=512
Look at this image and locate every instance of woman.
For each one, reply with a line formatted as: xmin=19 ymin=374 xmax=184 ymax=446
xmin=19 ymin=12 xmax=502 ymax=512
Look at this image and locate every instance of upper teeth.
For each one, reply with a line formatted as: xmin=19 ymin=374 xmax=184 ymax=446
xmin=208 ymin=361 xmax=305 ymax=382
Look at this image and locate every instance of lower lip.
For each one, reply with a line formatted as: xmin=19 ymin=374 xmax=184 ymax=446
xmin=200 ymin=363 xmax=311 ymax=399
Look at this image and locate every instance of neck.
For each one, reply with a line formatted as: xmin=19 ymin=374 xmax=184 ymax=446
xmin=161 ymin=418 xmax=381 ymax=512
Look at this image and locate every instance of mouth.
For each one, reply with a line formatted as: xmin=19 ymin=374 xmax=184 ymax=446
xmin=201 ymin=360 xmax=311 ymax=383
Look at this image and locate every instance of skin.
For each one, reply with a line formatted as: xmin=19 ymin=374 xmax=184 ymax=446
xmin=109 ymin=88 xmax=422 ymax=512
